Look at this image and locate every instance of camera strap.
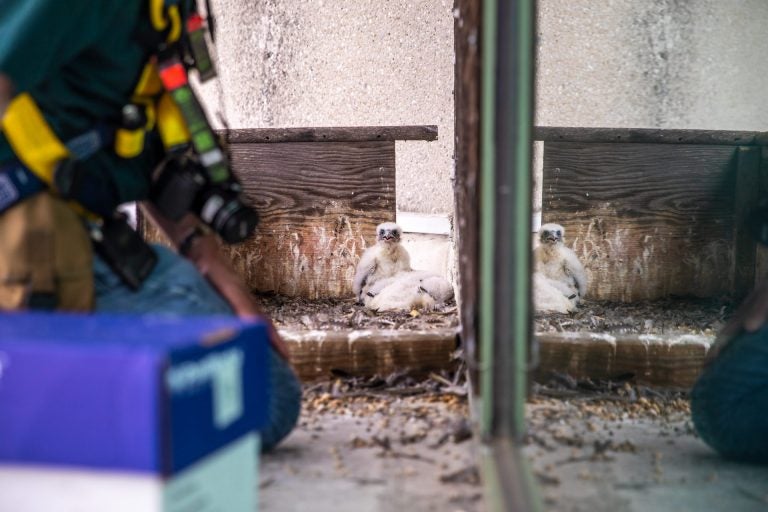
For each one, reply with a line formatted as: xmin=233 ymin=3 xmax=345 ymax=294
xmin=156 ymin=49 xmax=229 ymax=184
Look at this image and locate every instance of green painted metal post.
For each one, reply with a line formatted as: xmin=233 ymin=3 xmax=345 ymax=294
xmin=479 ymin=0 xmax=499 ymax=439
xmin=477 ymin=1 xmax=544 ymax=508
xmin=479 ymin=0 xmax=535 ymax=441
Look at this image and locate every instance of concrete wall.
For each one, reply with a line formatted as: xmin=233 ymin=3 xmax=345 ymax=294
xmin=200 ymin=1 xmax=768 ymax=228
xmin=536 ymin=0 xmax=768 ymax=130
xmin=199 ymin=0 xmax=456 ymax=216
xmin=533 ymin=0 xmax=768 ymax=232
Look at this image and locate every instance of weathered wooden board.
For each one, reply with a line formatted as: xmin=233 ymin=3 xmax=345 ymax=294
xmin=453 ymin=0 xmax=482 ymax=384
xmin=142 ymin=140 xmax=396 ymax=299
xmin=224 ymin=125 xmax=437 ymax=144
xmin=755 ymin=146 xmax=768 ymax=282
xmin=542 ymin=141 xmax=741 ymax=302
xmin=226 ymin=141 xmax=395 ymax=298
xmin=280 ymin=328 xmax=460 ymax=382
xmin=535 ymin=126 xmax=761 ymax=146
xmin=733 ymin=146 xmax=760 ymax=292
xmin=534 ymin=332 xmax=712 ymax=388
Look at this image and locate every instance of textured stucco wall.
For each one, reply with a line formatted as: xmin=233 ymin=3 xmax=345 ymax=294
xmin=536 ymin=0 xmax=768 ymax=130
xmin=532 ymin=1 xmax=768 ymax=233
xmin=198 ymin=0 xmax=456 ymax=215
xmin=199 ymin=1 xmax=768 ymax=222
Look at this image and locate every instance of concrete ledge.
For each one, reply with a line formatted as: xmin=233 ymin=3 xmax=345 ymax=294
xmin=280 ymin=328 xmax=460 ymax=381
xmin=534 ymin=332 xmax=714 ymax=388
xmin=396 ymin=212 xmax=452 ymax=235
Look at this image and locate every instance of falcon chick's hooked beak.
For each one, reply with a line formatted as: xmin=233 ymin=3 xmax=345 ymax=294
xmin=376 ymin=222 xmax=402 ymax=244
xmin=539 ymin=223 xmax=564 ymax=245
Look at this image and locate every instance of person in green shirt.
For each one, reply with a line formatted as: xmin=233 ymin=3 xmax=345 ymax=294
xmin=0 ymin=0 xmax=159 ymax=209
xmin=691 ymin=283 xmax=768 ymax=463
xmin=0 ymin=0 xmax=301 ymax=452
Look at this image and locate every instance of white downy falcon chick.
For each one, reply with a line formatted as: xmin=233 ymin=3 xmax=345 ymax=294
xmin=353 ymin=222 xmax=412 ymax=303
xmin=534 ymin=223 xmax=587 ymax=308
xmin=533 ymin=272 xmax=577 ymax=313
xmin=364 ymin=270 xmax=454 ymax=312
xmin=366 ymin=272 xmax=436 ymax=312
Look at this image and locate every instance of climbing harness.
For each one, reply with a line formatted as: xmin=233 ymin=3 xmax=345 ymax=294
xmin=0 ymin=0 xmax=256 ymax=301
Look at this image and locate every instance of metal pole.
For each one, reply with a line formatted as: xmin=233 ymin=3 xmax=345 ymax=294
xmin=480 ymin=0 xmax=535 ymax=440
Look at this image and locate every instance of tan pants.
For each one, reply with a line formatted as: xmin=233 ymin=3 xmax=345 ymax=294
xmin=0 ymin=193 xmax=93 ymax=311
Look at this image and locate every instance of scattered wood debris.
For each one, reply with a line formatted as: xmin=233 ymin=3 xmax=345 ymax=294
xmin=263 ymin=372 xmax=482 ymax=511
xmin=535 ymin=296 xmax=734 ymax=336
xmin=524 ymin=374 xmax=768 ymax=511
xmin=440 ymin=465 xmax=481 ymax=485
xmin=527 ymin=374 xmax=697 ymax=505
xmin=530 ymin=373 xmax=691 ymax=425
xmin=300 ymin=373 xmax=474 ymax=469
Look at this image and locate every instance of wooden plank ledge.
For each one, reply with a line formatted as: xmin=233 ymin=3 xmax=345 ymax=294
xmin=223 ymin=125 xmax=438 ymax=144
xmin=534 ymin=126 xmax=764 ymax=146
xmin=280 ymin=328 xmax=460 ymax=382
xmin=534 ymin=332 xmax=714 ymax=388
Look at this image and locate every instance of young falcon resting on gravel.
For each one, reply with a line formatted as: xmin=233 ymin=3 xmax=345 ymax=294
xmin=353 ymin=222 xmax=412 ymax=303
xmin=533 ymin=272 xmax=577 ymax=313
xmin=364 ymin=269 xmax=455 ymax=312
xmin=533 ymin=222 xmax=587 ymax=312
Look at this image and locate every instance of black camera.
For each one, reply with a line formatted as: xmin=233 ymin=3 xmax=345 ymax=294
xmin=150 ymin=155 xmax=259 ymax=244
xmin=91 ymin=213 xmax=159 ymax=290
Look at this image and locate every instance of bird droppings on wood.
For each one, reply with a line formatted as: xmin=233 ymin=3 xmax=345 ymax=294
xmin=542 ymin=142 xmax=745 ymax=302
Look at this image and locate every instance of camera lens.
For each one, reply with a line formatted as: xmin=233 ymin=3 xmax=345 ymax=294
xmin=198 ymin=189 xmax=259 ymax=243
xmin=217 ymin=203 xmax=259 ymax=244
xmin=150 ymin=157 xmax=259 ymax=243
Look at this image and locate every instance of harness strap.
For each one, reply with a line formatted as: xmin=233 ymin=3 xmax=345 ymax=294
xmin=1 ymin=93 xmax=115 ymax=182
xmin=0 ymin=0 xmax=196 ymax=213
xmin=1 ymin=93 xmax=70 ymax=186
xmin=0 ymin=162 xmax=46 ymax=214
xmin=157 ymin=91 xmax=192 ymax=150
xmin=149 ymin=0 xmax=183 ymax=44
xmin=66 ymin=125 xmax=115 ymax=160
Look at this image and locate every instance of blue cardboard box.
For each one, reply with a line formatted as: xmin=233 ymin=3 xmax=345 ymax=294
xmin=0 ymin=312 xmax=270 ymax=474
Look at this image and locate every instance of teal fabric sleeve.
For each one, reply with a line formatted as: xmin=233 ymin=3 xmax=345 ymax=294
xmin=0 ymin=1 xmax=160 ymax=207
xmin=0 ymin=0 xmax=106 ymax=92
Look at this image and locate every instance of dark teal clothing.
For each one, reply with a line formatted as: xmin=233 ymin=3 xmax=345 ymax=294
xmin=691 ymin=328 xmax=768 ymax=463
xmin=0 ymin=0 xmax=161 ymax=206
